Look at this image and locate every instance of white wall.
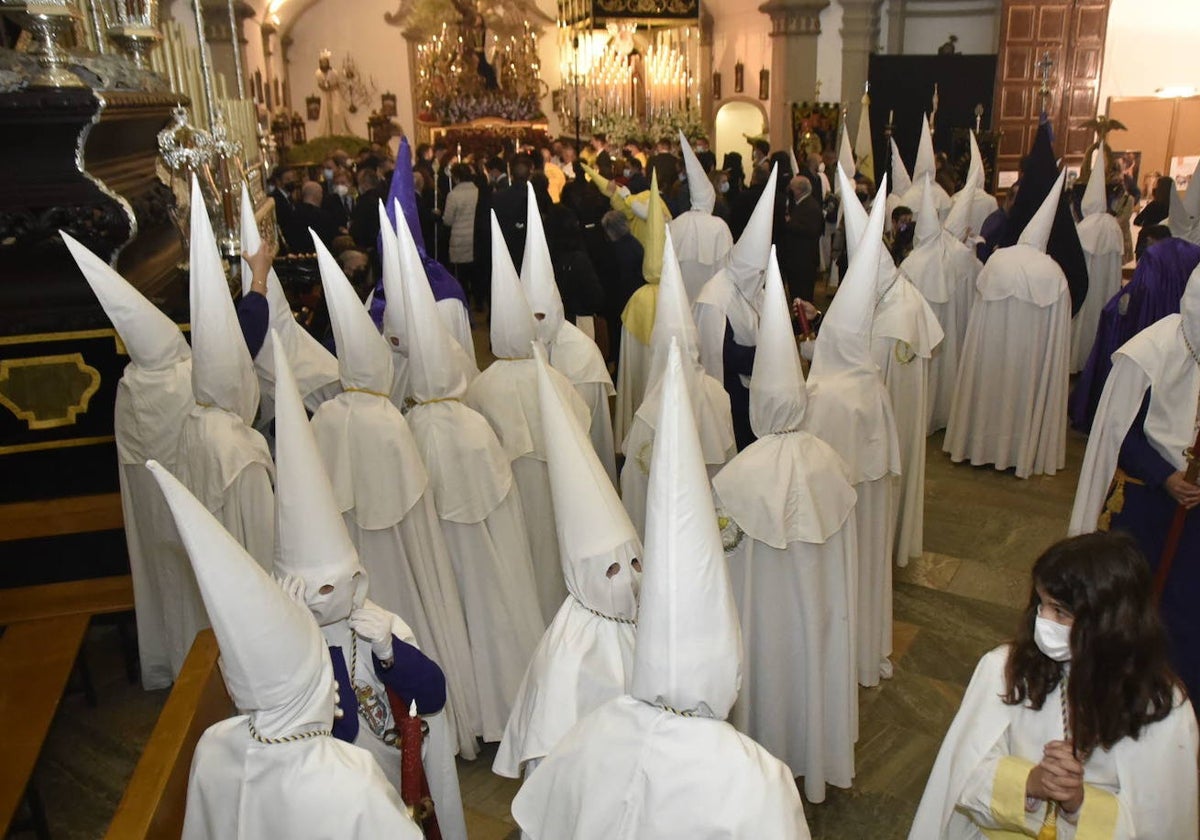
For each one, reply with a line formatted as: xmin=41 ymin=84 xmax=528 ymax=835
xmin=901 ymin=13 xmax=997 ymax=54
xmin=710 ymin=0 xmax=774 ymax=121
xmin=1098 ymin=0 xmax=1200 ymax=107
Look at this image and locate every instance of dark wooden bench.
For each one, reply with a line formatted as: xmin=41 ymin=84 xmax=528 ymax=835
xmin=105 ymin=630 xmax=233 ymax=840
xmin=0 ymin=574 xmax=136 ymax=836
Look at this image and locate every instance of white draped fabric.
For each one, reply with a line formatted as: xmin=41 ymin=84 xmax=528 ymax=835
xmin=614 ymin=331 xmax=652 ymax=448
xmin=944 ymin=255 xmax=1071 ymax=479
xmin=1072 ymin=216 xmax=1125 ymax=373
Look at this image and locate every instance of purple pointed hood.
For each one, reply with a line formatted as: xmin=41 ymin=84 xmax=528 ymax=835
xmin=369 ymin=137 xmax=468 ymax=326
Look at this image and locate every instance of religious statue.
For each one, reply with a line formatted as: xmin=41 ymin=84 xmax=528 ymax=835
xmin=315 ymin=49 xmax=348 ymax=136
xmin=1078 ymin=115 xmax=1128 ymax=184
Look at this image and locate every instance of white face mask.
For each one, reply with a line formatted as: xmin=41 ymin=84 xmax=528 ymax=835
xmin=1034 ymin=616 xmax=1072 ymax=662
xmin=333 ymin=183 xmax=350 ymax=197
xmin=323 ymin=167 xmax=334 ymax=180
xmin=719 ymin=181 xmax=730 ymax=194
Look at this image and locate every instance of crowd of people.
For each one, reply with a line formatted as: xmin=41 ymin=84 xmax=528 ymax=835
xmin=63 ymin=111 xmax=1200 ymax=839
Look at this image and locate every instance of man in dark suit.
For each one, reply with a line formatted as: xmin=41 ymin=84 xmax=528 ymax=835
xmin=491 ymin=154 xmax=533 ymax=269
xmin=321 ymin=169 xmax=355 ymax=235
xmin=287 ymin=181 xmax=339 ymax=252
xmin=350 ymin=168 xmax=387 ymax=250
xmin=777 ymin=176 xmax=824 ymax=303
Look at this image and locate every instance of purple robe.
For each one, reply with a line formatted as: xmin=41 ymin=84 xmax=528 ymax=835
xmin=1069 ymin=237 xmax=1200 ymax=431
xmin=329 ymin=635 xmax=447 ymax=744
xmin=368 ymin=138 xmax=469 ymax=329
xmin=1108 ymin=392 xmax=1200 ymax=700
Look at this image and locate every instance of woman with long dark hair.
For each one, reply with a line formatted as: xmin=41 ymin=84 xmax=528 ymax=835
xmin=910 ymin=532 xmax=1198 ymax=839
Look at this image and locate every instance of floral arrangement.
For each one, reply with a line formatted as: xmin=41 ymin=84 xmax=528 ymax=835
xmin=587 ymin=105 xmax=705 ymax=146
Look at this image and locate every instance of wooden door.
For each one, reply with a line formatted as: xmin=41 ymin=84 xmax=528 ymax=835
xmin=993 ymin=0 xmax=1109 ymax=179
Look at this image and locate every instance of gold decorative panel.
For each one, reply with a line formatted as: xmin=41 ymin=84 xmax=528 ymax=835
xmin=0 ymin=353 xmax=102 ymax=430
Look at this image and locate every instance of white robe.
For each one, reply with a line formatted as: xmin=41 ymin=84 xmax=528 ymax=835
xmin=872 ymin=275 xmax=943 ymax=564
xmin=944 ymin=246 xmax=1070 ymax=479
xmin=620 ymin=373 xmax=734 ymax=541
xmin=547 ymin=321 xmax=618 ymax=485
xmin=1071 ymin=213 xmax=1125 ymax=373
xmin=439 ymin=297 xmax=476 ymax=363
xmin=694 ymin=269 xmax=759 ymax=387
xmin=175 ymin=406 xmax=275 ymax=570
xmin=493 ymin=596 xmax=636 ymax=779
xmin=511 ymin=695 xmax=812 ymax=840
xmin=715 ymin=432 xmax=860 ymax=804
xmin=465 ymin=358 xmax=590 ymax=625
xmin=322 ymin=615 xmax=468 ymax=840
xmin=669 ymin=210 xmax=733 ymax=303
xmin=802 ymin=374 xmax=901 ymax=687
xmin=900 ymin=235 xmax=981 ymax=434
xmin=909 ymin=645 xmax=1198 ymax=840
xmin=614 ymin=330 xmax=652 ymax=449
xmin=406 ymin=398 xmax=546 ymax=743
xmin=312 ymin=393 xmax=481 ymax=758
xmin=113 ymin=358 xmax=197 ymax=688
xmin=182 ymin=717 xmax=422 ymax=840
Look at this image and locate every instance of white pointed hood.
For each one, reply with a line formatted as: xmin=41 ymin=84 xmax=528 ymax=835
xmin=1018 ymin=169 xmax=1066 ymax=253
xmin=64 ymin=232 xmax=190 ymax=371
xmin=913 ymin=114 xmax=936 ymax=182
xmin=379 ymin=200 xmax=409 ymax=356
xmin=838 ymin=122 xmax=856 ymax=185
xmin=190 ymin=175 xmax=259 ymax=424
xmin=314 ymin=236 xmax=395 ymax=394
xmin=838 ymin=165 xmax=895 ymax=291
xmin=944 ymin=182 xmax=974 ymax=240
xmin=239 ymin=186 xmax=339 ymax=418
xmin=890 ymin=138 xmax=912 ymax=195
xmin=915 ymin=174 xmax=941 ymax=247
xmin=519 ymin=183 xmax=566 ymax=345
xmin=1081 ymin=144 xmax=1109 ymax=218
xmin=811 ymin=173 xmax=889 ymax=380
xmin=679 ymin=130 xmax=715 ymax=214
xmin=631 ymin=338 xmax=742 ymax=719
xmin=490 ymin=210 xmax=537 ymax=359
xmin=398 ymin=211 xmax=471 ymax=404
xmin=965 ymin=130 xmax=985 ymax=191
xmin=536 ymin=345 xmax=639 ymax=620
xmin=648 ymin=227 xmax=701 ymax=382
xmin=726 ymin=164 xmax=779 ymax=296
xmin=750 ymin=247 xmax=807 ymax=436
xmin=268 ymin=332 xmax=365 ymax=623
xmin=147 ymin=457 xmax=332 ymax=739
xmin=1183 ymin=262 xmax=1200 ymax=356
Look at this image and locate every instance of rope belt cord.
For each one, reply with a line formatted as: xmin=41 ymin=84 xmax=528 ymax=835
xmin=654 ymin=703 xmax=696 ymax=718
xmin=577 ymin=598 xmax=637 ymax=625
xmin=247 ymin=718 xmax=331 ymax=744
xmin=343 ymin=387 xmax=392 ymax=399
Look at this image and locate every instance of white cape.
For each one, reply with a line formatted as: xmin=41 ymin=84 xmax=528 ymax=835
xmin=175 ymin=406 xmax=275 ymax=569
xmin=944 ymin=246 xmax=1070 ymax=479
xmin=493 ymin=596 xmax=636 ymax=779
xmin=548 ymin=321 xmax=618 ymax=484
xmin=693 ymin=269 xmax=759 ymax=387
xmin=908 ymin=645 xmax=1198 ymax=840
xmin=511 ymin=695 xmax=812 ymax=840
xmin=182 ymin=717 xmax=422 ymax=840
xmin=614 ymin=330 xmax=652 ymax=449
xmin=1068 ymin=314 xmax=1200 ymax=535
xmin=669 ymin=211 xmax=734 ymax=302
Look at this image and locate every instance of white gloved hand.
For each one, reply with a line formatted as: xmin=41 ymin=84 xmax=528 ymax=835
xmin=275 ymin=573 xmax=306 ymax=607
xmin=616 ymin=185 xmax=632 ymax=201
xmin=349 ymin=603 xmax=395 ymax=662
xmin=629 ymin=198 xmax=649 ymax=220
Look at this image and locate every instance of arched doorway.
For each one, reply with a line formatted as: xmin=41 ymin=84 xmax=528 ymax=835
xmin=714 ymin=99 xmax=767 ymax=172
